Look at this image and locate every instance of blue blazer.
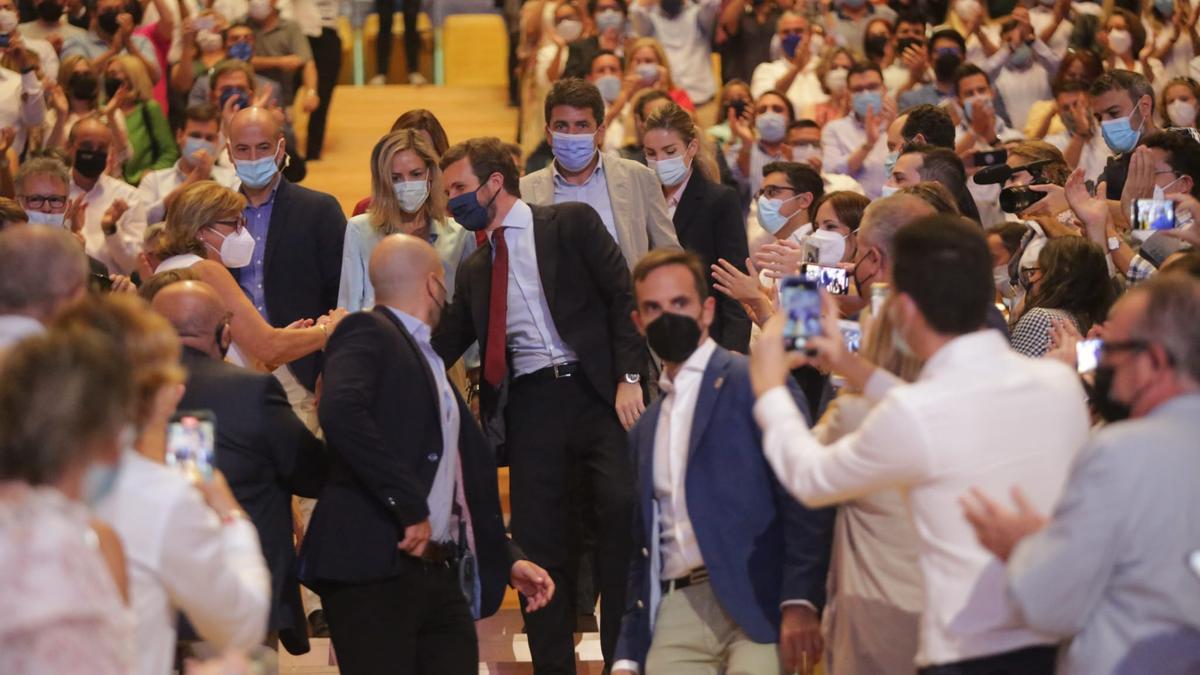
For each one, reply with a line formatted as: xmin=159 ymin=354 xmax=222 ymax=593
xmin=614 ymin=346 xmax=835 ymax=667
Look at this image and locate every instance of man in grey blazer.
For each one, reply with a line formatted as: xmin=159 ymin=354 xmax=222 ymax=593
xmin=519 ymin=78 xmax=681 ymax=271
xmin=963 ymin=273 xmax=1200 ymax=675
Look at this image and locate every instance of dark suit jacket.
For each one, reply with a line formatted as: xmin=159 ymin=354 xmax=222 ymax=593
xmin=299 ymin=308 xmax=516 ymax=619
xmin=233 ymin=178 xmax=345 ymax=391
xmin=616 ymin=346 xmax=835 ymax=667
xmin=176 ymin=348 xmax=326 ymax=655
xmin=431 ymin=201 xmax=646 ymax=458
xmin=672 ymin=172 xmax=751 ymax=353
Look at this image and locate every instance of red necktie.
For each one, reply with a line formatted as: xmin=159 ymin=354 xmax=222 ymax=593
xmin=484 ymin=228 xmax=508 ymax=388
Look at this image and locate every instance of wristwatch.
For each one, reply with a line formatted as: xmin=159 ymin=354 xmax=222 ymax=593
xmin=623 ymin=373 xmax=641 ymax=385
xmin=1106 ymin=234 xmax=1121 ymax=251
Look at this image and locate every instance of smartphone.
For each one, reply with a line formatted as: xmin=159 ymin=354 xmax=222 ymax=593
xmin=166 ymin=411 xmax=217 ymax=481
xmin=999 ymin=185 xmax=1048 ymax=214
xmin=896 ymin=37 xmax=924 ymax=55
xmin=1131 ymin=198 xmax=1176 ymax=231
xmin=973 ymin=148 xmax=1008 ymax=168
xmin=780 ymin=276 xmax=822 ymax=351
xmin=1076 ymin=338 xmax=1102 ymax=374
xmin=727 ymin=99 xmax=747 ymax=118
xmin=90 ymin=271 xmax=114 ymax=292
xmin=838 ymin=320 xmax=862 ymax=353
xmin=218 ymin=86 xmax=251 ymax=111
xmin=802 ymin=263 xmax=850 ymax=295
xmin=0 ymin=34 xmax=9 ymax=49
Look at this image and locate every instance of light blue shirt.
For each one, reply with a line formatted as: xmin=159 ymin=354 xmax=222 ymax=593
xmin=551 ymin=152 xmax=619 ymax=245
xmin=239 ymin=182 xmax=278 ymax=320
xmin=495 ymin=200 xmax=578 ymax=376
xmin=387 ymin=307 xmax=461 ymax=544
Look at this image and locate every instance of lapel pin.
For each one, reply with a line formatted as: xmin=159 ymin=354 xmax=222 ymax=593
xmin=713 ymin=377 xmax=724 ymax=390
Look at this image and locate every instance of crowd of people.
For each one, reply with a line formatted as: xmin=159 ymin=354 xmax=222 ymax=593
xmin=1 ymin=0 xmax=1200 ymax=673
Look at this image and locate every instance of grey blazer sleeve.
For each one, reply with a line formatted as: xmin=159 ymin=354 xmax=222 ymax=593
xmin=638 ymin=166 xmax=681 ymax=252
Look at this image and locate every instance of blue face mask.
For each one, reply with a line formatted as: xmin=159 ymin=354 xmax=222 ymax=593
xmin=1155 ymin=0 xmax=1174 ymax=16
xmin=781 ymin=33 xmax=802 ymax=59
xmin=1009 ymin=43 xmax=1033 ymax=69
xmin=883 ymin=149 xmax=899 ymax=178
xmin=756 ymin=112 xmax=788 ymax=142
xmin=595 ymin=74 xmax=622 ymax=103
xmin=756 ymin=193 xmax=801 ymax=234
xmin=551 ymin=131 xmax=597 ymax=172
xmin=233 ymin=141 xmax=281 ymax=188
xmin=1100 ymin=108 xmax=1144 ymax=154
xmin=183 ymin=136 xmax=216 ymax=162
xmin=82 ymin=460 xmax=121 ymax=507
xmin=649 ymin=154 xmax=689 ymax=187
xmin=852 ymin=90 xmax=883 ymax=118
xmin=840 ymin=0 xmax=867 ymax=8
xmin=595 ymin=8 xmax=624 ymax=31
xmin=448 ymin=180 xmax=501 ymax=232
xmin=228 ymin=40 xmax=253 ymax=61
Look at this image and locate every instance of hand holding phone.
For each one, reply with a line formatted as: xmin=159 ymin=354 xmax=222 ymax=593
xmin=780 ymin=276 xmax=822 ymax=352
xmin=166 ymin=411 xmax=216 ymax=481
xmin=1131 ymin=198 xmax=1176 ymax=232
xmin=802 ymin=263 xmax=850 ymax=295
xmin=1075 ymin=338 xmax=1102 ymax=374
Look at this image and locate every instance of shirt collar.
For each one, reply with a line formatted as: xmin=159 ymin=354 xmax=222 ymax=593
xmin=498 ymin=198 xmax=533 ymax=232
xmin=667 ymin=170 xmax=694 ymax=209
xmin=918 ymin=330 xmax=1009 ymax=381
xmin=386 ymin=307 xmax=432 ymax=343
xmin=657 ymin=336 xmax=718 ymax=393
xmin=551 ymin=150 xmax=604 ymax=187
xmin=241 ymin=176 xmax=281 ymax=206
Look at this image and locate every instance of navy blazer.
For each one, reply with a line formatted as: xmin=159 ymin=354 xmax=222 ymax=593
xmin=614 ymin=345 xmax=835 ymax=667
xmin=298 ymin=308 xmax=516 ymax=619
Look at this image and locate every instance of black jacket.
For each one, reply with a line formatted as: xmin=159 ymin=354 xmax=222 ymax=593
xmin=672 ymin=171 xmax=752 ymax=353
xmin=298 ymin=309 xmax=517 ymax=619
xmin=431 ymin=201 xmax=646 ymax=458
xmin=176 ymin=348 xmax=326 ymax=655
xmin=232 ymin=178 xmax=345 ymax=391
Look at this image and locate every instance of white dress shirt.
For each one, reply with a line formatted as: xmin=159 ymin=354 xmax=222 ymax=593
xmin=749 ymin=58 xmax=829 ymax=116
xmin=70 ymin=174 xmax=149 ymax=275
xmin=653 ymin=337 xmax=717 ymax=581
xmin=0 ymin=314 xmax=43 ymax=351
xmin=496 ymin=200 xmax=578 ymax=376
xmin=0 ymin=67 xmax=46 ymax=157
xmin=753 ymin=330 xmax=1090 ymax=667
xmin=821 ymin=113 xmax=890 ymax=199
xmin=1043 ymin=130 xmax=1113 ymax=185
xmin=94 ymin=450 xmax=270 ymax=675
xmin=137 ymin=161 xmax=239 ymax=224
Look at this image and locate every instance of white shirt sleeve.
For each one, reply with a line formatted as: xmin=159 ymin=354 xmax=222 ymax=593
xmin=19 ymin=71 xmax=46 ymax=128
xmin=159 ymin=488 xmax=271 ymax=651
xmin=750 ymin=61 xmax=782 ymax=99
xmin=821 ymin=122 xmax=851 ymax=176
xmin=106 ymin=193 xmax=148 ymax=275
xmin=753 ymin=385 xmax=932 ymax=507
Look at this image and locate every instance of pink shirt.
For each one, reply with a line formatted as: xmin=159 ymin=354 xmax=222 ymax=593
xmin=135 ymin=22 xmax=170 ymax=110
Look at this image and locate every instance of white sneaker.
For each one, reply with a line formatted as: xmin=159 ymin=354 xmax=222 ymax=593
xmin=368 ymin=74 xmax=387 ymax=86
xmin=407 ymin=72 xmax=427 ymax=85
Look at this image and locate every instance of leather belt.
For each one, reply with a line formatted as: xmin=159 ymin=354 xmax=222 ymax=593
xmin=661 ymin=567 xmax=709 ymax=594
xmin=418 ymin=540 xmax=459 ymax=566
xmin=514 ymin=361 xmax=580 ymax=384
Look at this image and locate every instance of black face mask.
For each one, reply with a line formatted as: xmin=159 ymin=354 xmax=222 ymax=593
xmin=645 ymin=312 xmax=702 ymax=364
xmin=1089 ymin=365 xmax=1130 ymax=422
xmin=934 ymin=51 xmax=963 ymax=82
xmin=103 ymin=76 xmax=124 ymax=100
xmin=97 ymin=9 xmax=120 ymax=34
xmin=73 ymin=149 xmax=108 ymax=179
xmin=68 ymin=71 xmax=98 ymax=100
xmin=660 ymin=0 xmax=684 ymax=17
xmin=36 ymin=0 xmax=65 ymax=22
xmin=864 ymin=34 xmax=890 ymax=60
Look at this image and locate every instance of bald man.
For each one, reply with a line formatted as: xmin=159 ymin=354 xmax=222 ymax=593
xmin=0 ymin=225 xmax=88 ymax=350
xmin=223 ymin=105 xmax=345 ymax=406
xmin=67 ymin=116 xmax=149 ymax=275
xmin=153 ymin=280 xmax=327 ymax=655
xmin=299 ymin=234 xmax=554 ymax=674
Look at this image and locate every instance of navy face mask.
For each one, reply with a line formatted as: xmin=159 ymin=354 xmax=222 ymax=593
xmin=448 ymin=180 xmax=500 ymax=231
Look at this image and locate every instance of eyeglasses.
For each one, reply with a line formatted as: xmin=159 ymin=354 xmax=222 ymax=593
xmin=209 ymin=215 xmax=246 ymax=231
xmin=21 ymin=194 xmax=68 ymax=209
xmin=757 ymin=185 xmax=797 ymax=200
xmin=1018 ymin=266 xmax=1041 ymax=286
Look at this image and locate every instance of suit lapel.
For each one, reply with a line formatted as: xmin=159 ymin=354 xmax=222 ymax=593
xmin=261 ymin=178 xmax=290 ymax=276
xmin=672 ymin=172 xmax=705 ymax=241
xmin=687 ymin=346 xmax=731 ymax=461
xmin=638 ymin=404 xmax=664 ymax=509
xmin=604 ymin=158 xmax=633 ymax=255
xmin=374 ymin=306 xmax=443 ymax=447
xmin=531 ymin=206 xmax=559 ymax=313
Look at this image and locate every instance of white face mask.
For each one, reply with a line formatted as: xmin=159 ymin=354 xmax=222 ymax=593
xmin=26 ymin=210 xmax=68 ymax=228
xmin=197 ymin=29 xmax=223 ymax=52
xmin=993 ymin=264 xmax=1017 ymax=299
xmin=807 ymin=228 xmax=848 ymax=264
xmin=1167 ymin=99 xmax=1197 ymax=127
xmin=556 ymin=19 xmax=583 ymax=41
xmin=0 ymin=8 xmax=19 ymax=33
xmin=1108 ymin=29 xmax=1133 ymax=55
xmin=792 ymin=144 xmax=820 ymax=162
xmin=825 ymin=67 xmax=848 ymax=94
xmin=205 ymin=225 xmax=256 ymax=268
xmin=248 ymin=0 xmax=272 ymax=20
xmin=393 ymin=179 xmax=430 ymax=213
xmin=955 ymin=0 xmax=983 ymax=21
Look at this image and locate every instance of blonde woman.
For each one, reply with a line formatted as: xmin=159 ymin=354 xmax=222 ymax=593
xmin=103 ymin=54 xmax=178 ymax=185
xmin=155 ymin=181 xmax=343 ymax=370
xmin=338 ymin=129 xmax=476 ymax=312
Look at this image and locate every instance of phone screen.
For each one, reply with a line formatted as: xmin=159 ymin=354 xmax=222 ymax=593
xmin=1132 ymin=198 xmax=1175 ymax=231
xmin=802 ymin=263 xmax=849 ymax=295
xmin=1076 ymin=338 xmax=1102 ymax=374
xmin=166 ymin=411 xmax=216 ymax=481
xmin=838 ymin=320 xmax=862 ymax=353
xmin=781 ymin=276 xmax=822 ymax=351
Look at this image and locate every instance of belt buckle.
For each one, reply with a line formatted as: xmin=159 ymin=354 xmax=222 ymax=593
xmin=552 ymin=363 xmax=572 ymax=379
xmin=689 ymin=568 xmax=709 ymax=585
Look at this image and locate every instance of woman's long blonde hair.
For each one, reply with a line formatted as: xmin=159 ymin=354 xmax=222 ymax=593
xmin=642 ymin=102 xmax=719 ymax=184
xmin=368 ymin=129 xmax=446 ymax=235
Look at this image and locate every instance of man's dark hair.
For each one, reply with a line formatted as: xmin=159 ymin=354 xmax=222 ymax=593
xmin=900 ymin=145 xmax=981 ymax=223
xmin=763 ymin=161 xmax=824 ymax=204
xmin=440 ymin=137 xmax=522 ymax=197
xmin=928 ymin=27 xmax=966 ymax=54
xmin=790 ymin=119 xmax=820 ymax=133
xmin=391 ymin=108 xmax=451 ymax=155
xmin=588 ymin=49 xmax=623 ymax=73
xmin=1089 ymin=69 xmax=1154 ymax=110
xmin=1029 ymin=236 xmax=1115 ymax=332
xmin=953 ymin=63 xmax=990 ymax=98
xmin=1053 ymin=79 xmax=1091 ymax=97
xmin=184 ymin=103 xmax=220 ymax=125
xmin=1141 ymin=130 xmax=1200 ymax=199
xmin=900 ymin=104 xmax=954 ymax=149
xmin=544 ymin=78 xmax=606 ymax=126
xmin=633 ymin=89 xmax=671 ymax=121
xmin=987 ymin=222 xmax=1028 ymax=258
xmin=895 ymin=11 xmax=927 ymax=31
xmin=632 ymin=248 xmax=708 ymax=301
xmin=892 ymin=215 xmax=993 ymax=335
xmin=588 ymin=0 xmax=626 ymax=12
xmin=848 ymin=61 xmax=883 ymax=81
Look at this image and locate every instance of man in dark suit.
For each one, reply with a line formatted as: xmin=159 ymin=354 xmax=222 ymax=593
xmin=150 ymin=280 xmax=327 ymax=655
xmin=433 ymin=136 xmax=645 ymax=673
xmin=614 ymin=249 xmax=834 ymax=675
xmin=299 ymin=234 xmax=554 ymax=674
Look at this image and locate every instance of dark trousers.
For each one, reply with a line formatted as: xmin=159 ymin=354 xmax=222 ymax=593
xmin=375 ymin=0 xmax=421 ymax=76
xmin=319 ymin=560 xmax=478 ymax=675
xmin=306 ymin=27 xmax=341 ymax=160
xmin=506 ymin=373 xmax=634 ymax=674
xmin=918 ymin=645 xmax=1058 ymax=675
